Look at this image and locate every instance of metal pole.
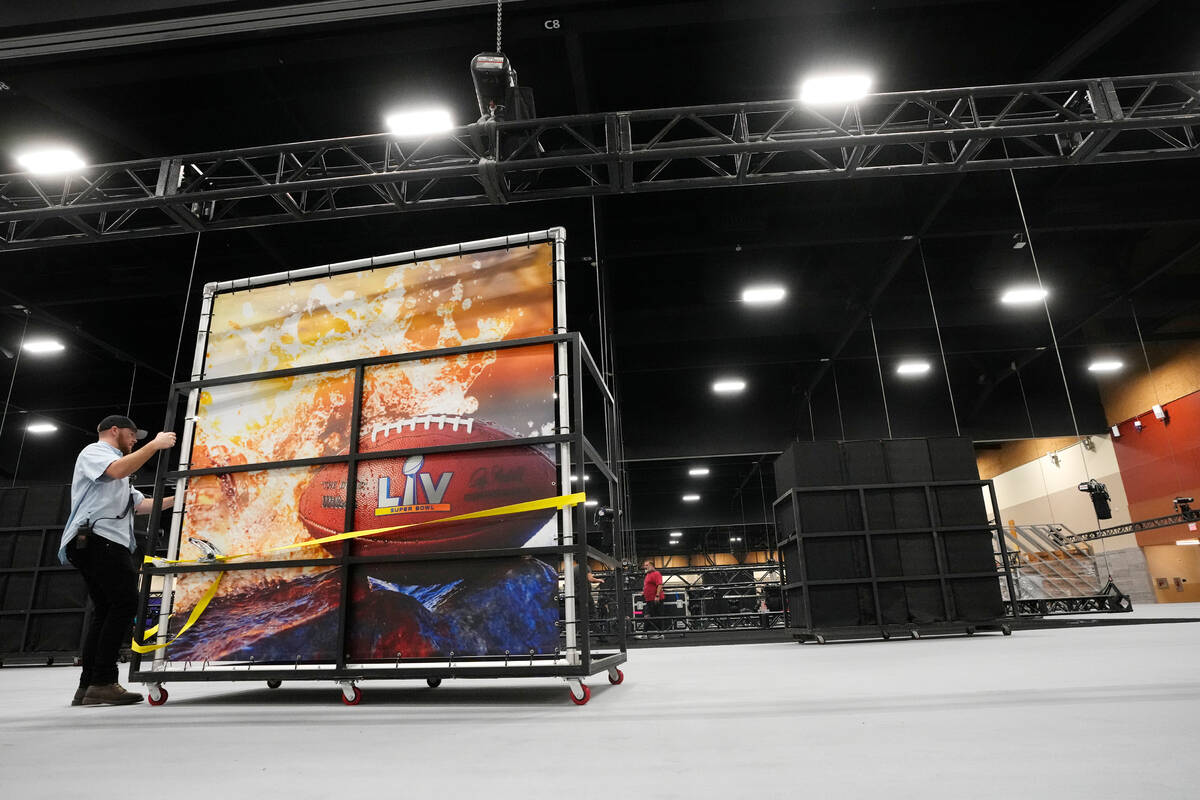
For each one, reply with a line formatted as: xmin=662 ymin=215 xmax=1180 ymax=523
xmin=868 ymin=315 xmax=894 ymax=439
xmin=918 ymin=241 xmax=960 ymax=436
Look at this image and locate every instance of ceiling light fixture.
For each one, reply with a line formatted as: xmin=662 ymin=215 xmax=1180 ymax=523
xmin=896 ymin=361 xmax=931 ymax=376
xmin=385 ymin=108 xmax=454 ymax=138
xmin=688 ymin=467 xmax=710 ymax=477
xmin=669 ymin=531 xmax=683 ymax=537
xmin=1087 ymin=360 xmax=1124 ymax=373
xmin=741 ymin=285 xmax=786 ymax=305
xmin=682 ymin=494 xmax=700 ymax=502
xmin=1176 ymin=539 xmax=1200 ymax=546
xmin=799 ymin=73 xmax=872 ymax=105
xmin=27 ymin=422 xmax=57 ymax=434
xmin=712 ymin=379 xmax=746 ymax=394
xmin=22 ymin=339 xmax=65 ymax=354
xmin=585 ymin=500 xmax=599 ymax=507
xmin=16 ymin=148 xmax=86 ymax=175
xmin=1001 ymin=286 xmax=1048 ymax=305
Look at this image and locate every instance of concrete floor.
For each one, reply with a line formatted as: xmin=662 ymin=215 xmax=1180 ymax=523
xmin=3 ymin=605 xmax=1198 ymax=798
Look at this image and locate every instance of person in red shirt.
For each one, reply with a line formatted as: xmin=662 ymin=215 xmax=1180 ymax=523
xmin=641 ymin=559 xmax=665 ymax=639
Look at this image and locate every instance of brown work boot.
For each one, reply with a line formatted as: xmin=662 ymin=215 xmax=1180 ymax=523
xmin=82 ymin=683 xmax=144 ymax=706
xmin=71 ymin=686 xmax=87 ymax=706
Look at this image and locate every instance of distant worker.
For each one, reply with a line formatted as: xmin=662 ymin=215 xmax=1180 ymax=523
xmin=59 ymin=415 xmax=177 ymax=707
xmin=641 ymin=559 xmax=665 ymax=639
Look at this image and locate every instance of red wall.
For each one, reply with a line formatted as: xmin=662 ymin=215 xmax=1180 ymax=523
xmin=1111 ymin=390 xmax=1200 ymax=546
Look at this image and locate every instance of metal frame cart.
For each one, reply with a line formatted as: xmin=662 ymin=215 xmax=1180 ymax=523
xmin=775 ymin=479 xmax=1019 ymax=643
xmin=130 ymin=230 xmax=628 ymax=705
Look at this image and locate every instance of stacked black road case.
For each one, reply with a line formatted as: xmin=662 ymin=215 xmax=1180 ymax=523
xmin=774 ymin=437 xmax=1016 ymax=642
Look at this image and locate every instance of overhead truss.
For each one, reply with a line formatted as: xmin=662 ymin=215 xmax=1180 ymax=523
xmin=1 ymin=72 xmax=1198 ymax=251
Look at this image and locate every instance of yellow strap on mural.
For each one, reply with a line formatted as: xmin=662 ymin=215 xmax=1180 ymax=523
xmin=132 ymin=491 xmax=586 ymax=652
xmin=130 ymin=572 xmax=224 ymax=654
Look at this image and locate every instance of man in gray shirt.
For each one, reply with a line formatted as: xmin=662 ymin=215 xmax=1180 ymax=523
xmin=60 ymin=415 xmax=177 ymax=706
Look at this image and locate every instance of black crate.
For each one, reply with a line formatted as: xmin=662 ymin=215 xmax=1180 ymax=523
xmin=774 ymin=437 xmax=1012 ymax=640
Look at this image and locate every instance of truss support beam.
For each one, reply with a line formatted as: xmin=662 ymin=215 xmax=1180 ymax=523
xmin=1 ymin=72 xmax=1199 ymax=252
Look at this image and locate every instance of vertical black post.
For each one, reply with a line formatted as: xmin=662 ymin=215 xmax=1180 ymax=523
xmin=336 ymin=365 xmax=366 ymax=670
xmin=571 ymin=336 xmax=590 ymax=673
xmin=924 ymin=485 xmax=954 ymax=622
xmin=857 ymin=488 xmax=884 ymax=629
xmin=989 ymin=480 xmax=1021 ymax=618
xmin=131 ymin=385 xmax=181 ymax=675
xmin=793 ymin=493 xmax=812 ymax=631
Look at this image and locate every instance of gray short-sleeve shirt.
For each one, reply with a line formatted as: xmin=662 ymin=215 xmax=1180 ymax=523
xmin=58 ymin=442 xmax=146 ymax=563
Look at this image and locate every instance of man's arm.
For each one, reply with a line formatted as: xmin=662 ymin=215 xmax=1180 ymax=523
xmin=104 ymin=432 xmax=177 ymax=480
xmin=135 ymin=495 xmax=175 ymax=515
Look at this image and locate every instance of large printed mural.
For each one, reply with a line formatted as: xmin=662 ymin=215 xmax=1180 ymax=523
xmin=161 ymin=241 xmax=566 ymax=662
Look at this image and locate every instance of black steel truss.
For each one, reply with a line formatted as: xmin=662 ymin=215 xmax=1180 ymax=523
xmin=2 ymin=73 xmax=1199 ymax=251
xmin=1051 ymin=507 xmax=1200 ymax=544
xmin=1004 ymin=580 xmax=1132 ymax=616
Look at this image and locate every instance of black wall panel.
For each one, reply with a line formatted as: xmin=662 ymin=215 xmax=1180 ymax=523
xmin=774 ymin=437 xmax=1004 ymax=634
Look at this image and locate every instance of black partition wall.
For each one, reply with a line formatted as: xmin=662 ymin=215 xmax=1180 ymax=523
xmin=0 ymin=485 xmax=86 ymax=663
xmin=773 ymin=437 xmax=1015 ymax=642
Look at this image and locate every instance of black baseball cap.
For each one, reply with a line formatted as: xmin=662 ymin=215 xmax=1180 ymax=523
xmin=97 ymin=415 xmax=147 ymax=440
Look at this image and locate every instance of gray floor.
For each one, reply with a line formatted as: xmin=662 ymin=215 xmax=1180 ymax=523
xmin=3 ymin=604 xmax=1198 ymax=798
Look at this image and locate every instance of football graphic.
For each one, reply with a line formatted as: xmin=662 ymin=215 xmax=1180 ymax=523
xmin=298 ymin=415 xmax=559 ymax=555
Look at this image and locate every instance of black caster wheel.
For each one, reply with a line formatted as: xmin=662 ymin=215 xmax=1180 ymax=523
xmin=966 ymin=626 xmax=976 ymax=636
xmin=426 ymin=678 xmax=442 ymax=688
xmin=341 ymin=685 xmax=362 ymax=705
xmin=148 ymin=686 xmax=168 ymax=706
xmin=569 ymin=683 xmax=591 ymax=705
xmin=267 ymin=680 xmax=282 ymax=689
xmin=1001 ymin=624 xmax=1013 ymax=636
xmin=881 ymin=631 xmax=891 ymax=641
xmin=608 ymin=668 xmax=624 ymax=685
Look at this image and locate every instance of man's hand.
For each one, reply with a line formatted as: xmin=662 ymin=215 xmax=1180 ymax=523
xmin=106 ymin=431 xmax=178 ymax=480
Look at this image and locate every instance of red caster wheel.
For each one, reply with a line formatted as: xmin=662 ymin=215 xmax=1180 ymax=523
xmin=147 ymin=686 xmax=168 ymax=706
xmin=607 ymin=668 xmax=624 ymax=685
xmin=341 ymin=685 xmax=362 ymax=705
xmin=569 ymin=683 xmax=591 ymax=705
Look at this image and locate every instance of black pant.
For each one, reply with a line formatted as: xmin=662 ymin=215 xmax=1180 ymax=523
xmin=644 ymin=599 xmax=664 ymax=633
xmin=66 ymin=534 xmax=138 ymax=687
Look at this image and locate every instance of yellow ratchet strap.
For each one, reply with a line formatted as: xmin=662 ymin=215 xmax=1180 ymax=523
xmin=132 ymin=492 xmax=586 ymax=653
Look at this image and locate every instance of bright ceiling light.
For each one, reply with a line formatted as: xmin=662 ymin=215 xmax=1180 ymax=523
xmin=585 ymin=499 xmax=599 ymax=507
xmin=669 ymin=531 xmax=683 ymax=537
xmin=799 ymin=73 xmax=872 ymax=105
xmin=23 ymin=339 xmax=65 ymax=354
xmin=731 ymin=536 xmax=743 ymax=542
xmin=741 ymin=285 xmax=786 ymax=305
xmin=896 ymin=361 xmax=931 ymax=376
xmin=1001 ymin=286 xmax=1048 ymax=305
xmin=27 ymin=422 xmax=57 ymax=434
xmin=669 ymin=540 xmax=679 ymax=545
xmin=16 ymin=148 xmax=86 ymax=175
xmin=682 ymin=494 xmax=700 ymax=502
xmin=712 ymin=379 xmax=746 ymax=394
xmin=1088 ymin=360 xmax=1124 ymax=373
xmin=688 ymin=467 xmax=710 ymax=477
xmin=385 ymin=108 xmax=454 ymax=138
xmin=1176 ymin=539 xmax=1200 ymax=546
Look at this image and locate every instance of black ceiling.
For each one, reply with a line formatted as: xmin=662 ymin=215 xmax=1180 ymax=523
xmin=1 ymin=0 xmax=1199 ymax=550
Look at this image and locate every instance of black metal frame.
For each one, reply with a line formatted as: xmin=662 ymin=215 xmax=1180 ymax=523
xmin=1005 ymin=579 xmax=1132 ymax=616
xmin=1 ymin=73 xmax=1198 ymax=250
xmin=130 ymin=236 xmax=626 ymax=687
xmin=0 ymin=524 xmax=85 ymax=663
xmin=774 ymin=479 xmax=1019 ymax=642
